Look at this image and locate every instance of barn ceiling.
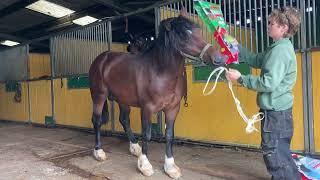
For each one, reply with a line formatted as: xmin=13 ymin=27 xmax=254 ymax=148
xmin=0 ymin=0 xmax=165 ymax=52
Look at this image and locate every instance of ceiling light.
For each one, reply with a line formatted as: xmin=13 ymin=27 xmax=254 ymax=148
xmin=72 ymin=16 xmax=98 ymax=26
xmin=1 ymin=40 xmax=20 ymax=46
xmin=246 ymin=19 xmax=251 ymax=24
xmin=236 ymin=21 xmax=240 ymax=25
xmin=26 ymin=0 xmax=74 ymax=18
xmin=257 ymin=17 xmax=261 ymax=21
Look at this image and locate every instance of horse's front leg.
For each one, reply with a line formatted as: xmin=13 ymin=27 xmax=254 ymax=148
xmin=164 ymin=104 xmax=181 ymax=179
xmin=137 ymin=108 xmax=154 ymax=176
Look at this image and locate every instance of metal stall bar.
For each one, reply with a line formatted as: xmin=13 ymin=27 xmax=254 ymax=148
xmin=244 ymin=0 xmax=247 ymax=48
xmin=300 ymin=0 xmax=312 ymax=154
xmin=307 ymin=0 xmax=312 ymax=48
xmin=173 ymin=2 xmax=176 ymax=17
xmin=49 ymin=38 xmax=56 ymax=126
xmin=233 ymin=0 xmax=236 ymax=38
xmin=188 ymin=0 xmax=191 ymax=19
xmin=265 ymin=0 xmax=269 ymax=46
xmin=306 ymin=0 xmax=315 ymax=153
xmin=155 ymin=7 xmax=160 ymax=38
xmin=249 ymin=0 xmax=252 ymax=51
xmin=254 ymin=0 xmax=258 ymax=53
xmin=297 ymin=0 xmax=301 ymax=49
xmin=26 ymin=45 xmax=31 ymax=124
xmin=223 ymin=0 xmax=227 ymax=33
xmin=288 ymin=0 xmax=294 ymax=44
xmin=259 ymin=0 xmax=264 ymax=52
xmin=312 ymin=0 xmax=316 ymax=47
xmin=239 ymin=0 xmax=242 ymax=45
xmin=228 ymin=0 xmax=232 ymax=33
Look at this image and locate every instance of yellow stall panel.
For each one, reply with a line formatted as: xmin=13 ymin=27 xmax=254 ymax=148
xmin=29 ymin=53 xmax=51 ymax=79
xmin=292 ymin=53 xmax=305 ymax=150
xmin=0 ymin=82 xmax=29 ymax=122
xmin=29 ymin=80 xmax=52 ymax=124
xmin=312 ymin=51 xmax=320 ymax=153
xmin=54 ymin=78 xmax=92 ymax=128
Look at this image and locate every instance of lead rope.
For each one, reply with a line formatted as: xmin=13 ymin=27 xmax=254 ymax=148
xmin=202 ymin=67 xmax=264 ymax=134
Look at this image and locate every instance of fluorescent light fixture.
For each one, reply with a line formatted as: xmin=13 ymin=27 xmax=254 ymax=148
xmin=72 ymin=16 xmax=98 ymax=26
xmin=1 ymin=40 xmax=20 ymax=46
xmin=26 ymin=0 xmax=74 ymax=18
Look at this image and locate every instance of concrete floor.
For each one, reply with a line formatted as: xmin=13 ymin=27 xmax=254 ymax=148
xmin=0 ymin=121 xmax=270 ymax=180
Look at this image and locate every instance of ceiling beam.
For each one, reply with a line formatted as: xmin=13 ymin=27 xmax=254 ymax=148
xmin=92 ymin=0 xmax=154 ymax=24
xmin=0 ymin=0 xmax=38 ymax=18
xmin=16 ymin=5 xmax=107 ymax=38
xmin=124 ymin=1 xmax=158 ymax=6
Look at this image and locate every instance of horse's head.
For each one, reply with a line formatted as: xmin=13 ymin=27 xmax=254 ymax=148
xmin=158 ymin=9 xmax=227 ymax=66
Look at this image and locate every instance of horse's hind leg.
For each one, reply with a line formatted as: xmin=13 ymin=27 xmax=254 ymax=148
xmin=137 ymin=108 xmax=154 ymax=176
xmin=163 ymin=105 xmax=181 ymax=179
xmin=91 ymin=94 xmax=108 ymax=161
xmin=119 ymin=104 xmax=141 ymax=157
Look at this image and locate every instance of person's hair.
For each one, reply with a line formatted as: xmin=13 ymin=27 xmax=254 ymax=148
xmin=268 ymin=7 xmax=302 ymax=37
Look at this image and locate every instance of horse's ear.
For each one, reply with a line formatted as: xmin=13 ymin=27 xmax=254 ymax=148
xmin=180 ymin=7 xmax=188 ymax=17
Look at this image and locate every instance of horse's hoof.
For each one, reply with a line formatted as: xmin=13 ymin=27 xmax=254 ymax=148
xmin=137 ymin=154 xmax=154 ymax=176
xmin=164 ymin=156 xmax=181 ymax=179
xmin=130 ymin=142 xmax=142 ymax=157
xmin=93 ymin=149 xmax=107 ymax=161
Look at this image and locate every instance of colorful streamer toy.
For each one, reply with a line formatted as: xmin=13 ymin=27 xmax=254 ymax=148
xmin=292 ymin=153 xmax=320 ymax=180
xmin=195 ymin=0 xmax=263 ymax=134
xmin=193 ymin=0 xmax=239 ymax=64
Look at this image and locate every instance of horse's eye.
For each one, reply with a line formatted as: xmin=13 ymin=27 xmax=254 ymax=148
xmin=186 ymin=30 xmax=192 ymax=34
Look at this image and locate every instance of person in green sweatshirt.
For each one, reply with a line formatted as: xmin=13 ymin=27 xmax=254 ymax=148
xmin=226 ymin=7 xmax=301 ymax=180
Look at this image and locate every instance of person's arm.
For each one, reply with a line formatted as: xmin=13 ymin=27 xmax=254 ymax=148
xmin=238 ymin=45 xmax=264 ymax=69
xmin=240 ymin=45 xmax=290 ymax=92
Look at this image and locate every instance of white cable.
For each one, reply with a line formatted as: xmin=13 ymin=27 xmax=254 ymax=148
xmin=202 ymin=67 xmax=264 ymax=134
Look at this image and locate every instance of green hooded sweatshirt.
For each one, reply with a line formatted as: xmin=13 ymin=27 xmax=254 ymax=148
xmin=239 ymin=38 xmax=297 ymax=111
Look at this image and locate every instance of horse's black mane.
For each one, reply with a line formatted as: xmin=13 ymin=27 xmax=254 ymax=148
xmin=140 ymin=16 xmax=199 ymax=72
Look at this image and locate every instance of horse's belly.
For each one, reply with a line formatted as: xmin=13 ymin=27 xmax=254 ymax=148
xmin=109 ymin=88 xmax=139 ymax=107
xmin=150 ymin=93 xmax=181 ymax=112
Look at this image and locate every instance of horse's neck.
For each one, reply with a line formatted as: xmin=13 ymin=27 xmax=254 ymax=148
xmin=146 ymin=48 xmax=184 ymax=73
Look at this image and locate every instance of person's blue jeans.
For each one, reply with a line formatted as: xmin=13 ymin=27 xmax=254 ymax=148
xmin=260 ymin=109 xmax=301 ymax=180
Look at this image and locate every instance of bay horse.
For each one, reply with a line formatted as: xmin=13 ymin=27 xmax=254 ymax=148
xmin=89 ymin=10 xmax=225 ymax=179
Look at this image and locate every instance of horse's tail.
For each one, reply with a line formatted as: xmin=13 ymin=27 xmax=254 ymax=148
xmin=101 ymin=100 xmax=109 ymax=124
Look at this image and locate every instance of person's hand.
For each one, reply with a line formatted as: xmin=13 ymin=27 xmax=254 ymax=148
xmin=225 ymin=68 xmax=241 ymax=82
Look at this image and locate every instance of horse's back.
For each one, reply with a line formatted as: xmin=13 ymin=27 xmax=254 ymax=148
xmin=89 ymin=51 xmax=143 ymax=106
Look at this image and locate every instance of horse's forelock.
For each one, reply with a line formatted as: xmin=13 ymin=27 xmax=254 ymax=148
xmin=143 ymin=16 xmax=198 ymax=72
xmin=158 ymin=16 xmax=198 ymax=52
